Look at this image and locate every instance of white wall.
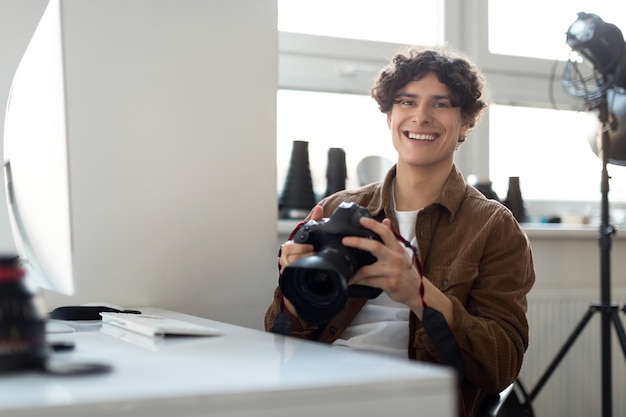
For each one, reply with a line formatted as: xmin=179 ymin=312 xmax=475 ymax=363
xmin=0 ymin=0 xmax=278 ymax=330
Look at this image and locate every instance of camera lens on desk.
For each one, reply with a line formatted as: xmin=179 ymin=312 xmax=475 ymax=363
xmin=0 ymin=255 xmax=48 ymax=373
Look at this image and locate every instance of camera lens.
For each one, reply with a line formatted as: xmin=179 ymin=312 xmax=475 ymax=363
xmin=279 ymin=247 xmax=353 ymax=324
xmin=0 ymin=256 xmax=47 ymax=373
xmin=291 ymin=256 xmax=346 ymax=301
xmin=295 ymin=267 xmax=343 ymax=310
xmin=305 ymin=272 xmax=333 ymax=297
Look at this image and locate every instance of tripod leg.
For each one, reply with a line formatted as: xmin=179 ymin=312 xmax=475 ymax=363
xmin=601 ymin=309 xmax=612 ymax=417
xmin=610 ymin=310 xmax=626 ymax=362
xmin=527 ymin=307 xmax=595 ymax=404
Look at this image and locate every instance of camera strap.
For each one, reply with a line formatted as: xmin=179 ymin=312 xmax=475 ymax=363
xmin=272 ymin=300 xmax=293 ymax=335
xmin=392 ymin=229 xmax=465 ymax=388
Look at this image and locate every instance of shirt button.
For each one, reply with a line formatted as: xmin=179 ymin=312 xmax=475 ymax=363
xmin=328 ymin=326 xmax=337 ymax=335
xmin=442 ymin=278 xmax=449 ymax=287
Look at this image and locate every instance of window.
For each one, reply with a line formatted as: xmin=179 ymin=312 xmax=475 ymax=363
xmin=488 ymin=105 xmax=626 ymax=202
xmin=277 ymin=0 xmax=443 ymax=200
xmin=278 ymin=0 xmax=442 ymax=45
xmin=488 ymin=1 xmax=626 ymax=60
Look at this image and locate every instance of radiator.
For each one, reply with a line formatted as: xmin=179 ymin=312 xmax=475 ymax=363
xmin=519 ymin=289 xmax=626 ymax=417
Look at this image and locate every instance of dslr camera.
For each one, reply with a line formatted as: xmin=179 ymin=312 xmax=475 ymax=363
xmin=279 ymin=202 xmax=382 ymax=324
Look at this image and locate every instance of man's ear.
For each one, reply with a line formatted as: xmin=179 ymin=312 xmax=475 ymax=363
xmin=456 ymin=120 xmax=471 ymax=145
xmin=386 ymin=112 xmax=392 ymax=129
xmin=460 ymin=120 xmax=470 ymax=138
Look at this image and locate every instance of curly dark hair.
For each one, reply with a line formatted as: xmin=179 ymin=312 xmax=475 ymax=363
xmin=371 ymin=45 xmax=487 ymax=142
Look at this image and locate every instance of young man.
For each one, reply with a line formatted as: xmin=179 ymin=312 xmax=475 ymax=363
xmin=265 ymin=45 xmax=535 ymax=417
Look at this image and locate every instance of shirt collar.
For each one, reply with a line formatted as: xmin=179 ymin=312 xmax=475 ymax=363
xmin=370 ymin=164 xmax=467 ymax=223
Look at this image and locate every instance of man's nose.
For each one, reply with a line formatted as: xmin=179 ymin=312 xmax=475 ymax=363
xmin=411 ymin=104 xmax=432 ymax=124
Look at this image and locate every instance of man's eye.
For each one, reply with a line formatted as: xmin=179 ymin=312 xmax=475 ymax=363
xmin=434 ymin=101 xmax=450 ymax=108
xmin=394 ymin=98 xmax=414 ymax=106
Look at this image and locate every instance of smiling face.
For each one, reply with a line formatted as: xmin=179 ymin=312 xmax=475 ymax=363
xmin=387 ymin=72 xmax=470 ymax=173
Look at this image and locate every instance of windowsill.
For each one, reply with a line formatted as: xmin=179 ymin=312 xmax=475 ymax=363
xmin=278 ymin=220 xmax=625 ymax=240
xmin=520 ymin=223 xmax=625 ymax=240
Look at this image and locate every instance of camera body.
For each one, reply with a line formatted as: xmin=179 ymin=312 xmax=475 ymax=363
xmin=279 ymin=202 xmax=382 ymax=324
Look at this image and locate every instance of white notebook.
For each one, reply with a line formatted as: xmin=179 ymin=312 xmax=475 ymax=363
xmin=100 ymin=312 xmax=223 ymax=338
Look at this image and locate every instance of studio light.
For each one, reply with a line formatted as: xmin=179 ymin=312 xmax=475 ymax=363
xmin=563 ymin=12 xmax=626 ymax=100
xmin=587 ymin=89 xmax=626 ymax=166
xmin=563 ymin=12 xmax=626 ymax=165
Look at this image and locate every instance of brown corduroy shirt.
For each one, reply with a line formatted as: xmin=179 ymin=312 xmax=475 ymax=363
xmin=265 ymin=165 xmax=535 ymax=417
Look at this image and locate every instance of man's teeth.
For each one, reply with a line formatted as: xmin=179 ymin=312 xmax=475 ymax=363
xmin=407 ymin=132 xmax=436 ymax=141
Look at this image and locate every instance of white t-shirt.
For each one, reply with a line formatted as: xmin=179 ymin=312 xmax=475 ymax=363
xmin=332 ymin=197 xmax=418 ymax=359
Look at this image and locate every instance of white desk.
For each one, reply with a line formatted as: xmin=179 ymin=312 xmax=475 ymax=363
xmin=0 ymin=308 xmax=456 ymax=417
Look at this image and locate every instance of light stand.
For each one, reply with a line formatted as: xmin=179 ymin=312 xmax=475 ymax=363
xmin=525 ymin=93 xmax=626 ymax=417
